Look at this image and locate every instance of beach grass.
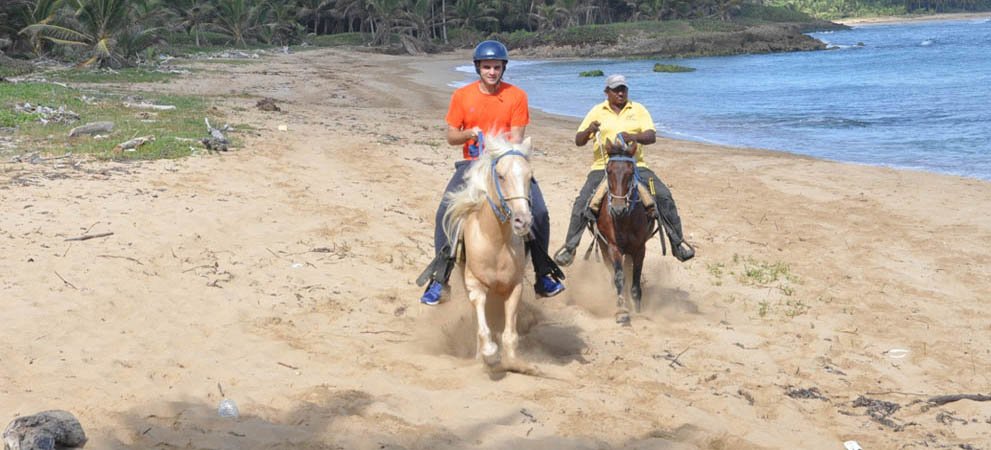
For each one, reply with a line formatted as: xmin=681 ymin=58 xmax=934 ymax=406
xmin=46 ymin=67 xmax=179 ymax=84
xmin=0 ymin=81 xmax=225 ymax=160
xmin=713 ymin=254 xmax=808 ymax=318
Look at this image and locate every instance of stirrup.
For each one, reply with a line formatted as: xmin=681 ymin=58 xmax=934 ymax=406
xmin=416 ymin=246 xmax=454 ymax=287
xmin=553 ymin=246 xmax=575 ymax=267
xmin=673 ymin=241 xmax=695 ymax=262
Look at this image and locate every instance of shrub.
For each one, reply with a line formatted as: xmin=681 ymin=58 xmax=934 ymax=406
xmin=579 ymin=70 xmax=604 ymax=77
xmin=653 ymin=63 xmax=695 ymax=72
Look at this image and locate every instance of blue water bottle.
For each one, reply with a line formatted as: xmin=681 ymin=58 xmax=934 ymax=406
xmin=468 ymin=131 xmax=485 ymax=158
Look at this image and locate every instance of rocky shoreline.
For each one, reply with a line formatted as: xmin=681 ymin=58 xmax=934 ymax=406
xmin=517 ymin=21 xmax=846 ymax=59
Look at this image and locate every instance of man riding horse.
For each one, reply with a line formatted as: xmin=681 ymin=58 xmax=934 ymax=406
xmin=418 ymin=40 xmax=566 ymax=305
xmin=554 ymin=74 xmax=695 ymax=267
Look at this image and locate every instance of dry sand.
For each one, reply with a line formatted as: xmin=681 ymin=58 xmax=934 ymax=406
xmin=835 ymin=11 xmax=991 ymax=25
xmin=2 ymin=47 xmax=990 ymax=449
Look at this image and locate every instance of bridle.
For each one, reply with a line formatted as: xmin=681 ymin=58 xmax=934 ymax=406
xmin=605 ymin=134 xmax=640 ymax=217
xmin=484 ymin=145 xmax=531 ymax=224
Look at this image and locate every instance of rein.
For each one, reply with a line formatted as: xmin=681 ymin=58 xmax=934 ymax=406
xmin=606 ymin=154 xmax=640 ymax=215
xmin=486 ymin=148 xmax=531 ymax=223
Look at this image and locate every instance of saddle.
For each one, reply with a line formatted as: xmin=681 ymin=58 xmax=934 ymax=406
xmin=415 ymin=221 xmax=564 ymax=288
xmin=588 ymin=177 xmax=656 ymax=213
xmin=583 ymin=177 xmax=667 ymax=257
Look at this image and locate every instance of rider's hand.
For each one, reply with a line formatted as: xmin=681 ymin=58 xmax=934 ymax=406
xmin=587 ymin=121 xmax=601 ymax=135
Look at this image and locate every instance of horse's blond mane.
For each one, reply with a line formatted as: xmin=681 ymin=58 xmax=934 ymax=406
xmin=442 ymin=134 xmax=532 ymax=246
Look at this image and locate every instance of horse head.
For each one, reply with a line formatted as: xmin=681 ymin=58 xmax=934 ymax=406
xmin=604 ymin=135 xmax=639 ymax=217
xmin=486 ymin=135 xmax=533 ymax=237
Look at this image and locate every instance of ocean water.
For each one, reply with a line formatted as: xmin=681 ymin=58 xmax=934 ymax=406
xmin=455 ymin=18 xmax=991 ymax=180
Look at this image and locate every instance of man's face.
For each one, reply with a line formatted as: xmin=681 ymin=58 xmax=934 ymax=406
xmin=606 ymin=85 xmax=628 ymax=105
xmin=477 ymin=59 xmax=505 ymax=86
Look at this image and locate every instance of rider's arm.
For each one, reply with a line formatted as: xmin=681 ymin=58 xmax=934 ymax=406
xmin=630 ymin=129 xmax=656 ymax=145
xmin=575 ymin=120 xmax=600 ymax=146
xmin=509 ymin=125 xmax=526 ymax=144
xmin=447 ymin=126 xmax=478 ymax=146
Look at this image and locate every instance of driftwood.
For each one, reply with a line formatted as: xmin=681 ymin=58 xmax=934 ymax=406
xmin=928 ymin=393 xmax=991 ymax=407
xmin=64 ymin=232 xmax=113 ymax=241
xmin=113 ymin=135 xmax=154 ymax=153
xmin=122 ymin=102 xmax=176 ymax=111
xmin=3 ymin=410 xmax=87 ymax=450
xmin=68 ymin=121 xmax=114 ymax=137
xmin=256 ymin=98 xmax=280 ymax=112
xmin=202 ymin=118 xmax=229 ymax=151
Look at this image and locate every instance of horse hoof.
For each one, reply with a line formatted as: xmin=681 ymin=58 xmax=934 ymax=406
xmin=615 ymin=312 xmax=631 ymax=326
xmin=482 ymin=351 xmax=502 ymax=367
xmin=480 ymin=342 xmax=501 ymax=366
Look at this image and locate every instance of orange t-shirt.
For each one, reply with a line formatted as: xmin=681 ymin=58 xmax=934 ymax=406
xmin=445 ymin=81 xmax=529 ymax=159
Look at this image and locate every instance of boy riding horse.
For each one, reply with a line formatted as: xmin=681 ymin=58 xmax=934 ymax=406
xmin=418 ymin=40 xmax=566 ymax=305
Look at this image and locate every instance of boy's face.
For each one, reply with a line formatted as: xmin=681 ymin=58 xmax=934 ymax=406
xmin=477 ymin=60 xmax=505 ymax=86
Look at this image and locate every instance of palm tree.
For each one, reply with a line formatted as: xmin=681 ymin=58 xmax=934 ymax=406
xmin=210 ymin=0 xmax=270 ymax=47
xmin=165 ymin=0 xmax=215 ymax=46
xmin=451 ymin=0 xmax=498 ymax=31
xmin=13 ymin=0 xmax=64 ymax=56
xmin=262 ymin=1 xmax=304 ymax=45
xmin=21 ymin=0 xmax=151 ymax=67
xmin=297 ymin=0 xmax=335 ymax=34
xmin=364 ymin=0 xmax=402 ymax=43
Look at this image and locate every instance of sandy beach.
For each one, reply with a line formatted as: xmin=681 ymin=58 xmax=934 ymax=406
xmin=835 ymin=11 xmax=991 ymax=25
xmin=2 ymin=47 xmax=991 ymax=449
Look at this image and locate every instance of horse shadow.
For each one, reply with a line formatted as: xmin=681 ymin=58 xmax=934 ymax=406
xmin=424 ymin=271 xmax=589 ymax=370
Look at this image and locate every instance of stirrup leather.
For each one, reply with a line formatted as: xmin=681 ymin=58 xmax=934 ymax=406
xmin=588 ymin=178 xmax=656 ymax=213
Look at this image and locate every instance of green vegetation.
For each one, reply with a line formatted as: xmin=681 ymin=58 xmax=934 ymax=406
xmin=768 ymin=0 xmax=991 ymax=19
xmin=0 ymin=81 xmax=223 ymax=160
xmin=0 ymin=0 xmax=858 ymax=69
xmin=653 ymin=63 xmax=695 ymax=72
xmin=736 ymin=255 xmax=799 ymax=288
xmin=706 ymin=261 xmax=726 ymax=286
xmin=47 ymin=67 xmax=178 ymax=83
xmin=708 ymin=254 xmax=815 ymax=319
xmin=1 ymin=0 xmax=989 ymax=68
xmin=579 ymin=69 xmax=604 ymax=77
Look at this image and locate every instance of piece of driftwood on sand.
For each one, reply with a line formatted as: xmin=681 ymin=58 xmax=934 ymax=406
xmin=68 ymin=121 xmax=113 ymax=137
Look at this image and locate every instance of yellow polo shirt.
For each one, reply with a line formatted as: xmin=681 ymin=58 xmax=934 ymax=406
xmin=577 ymin=100 xmax=655 ymax=170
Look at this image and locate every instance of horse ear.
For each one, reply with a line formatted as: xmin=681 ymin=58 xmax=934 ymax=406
xmin=603 ymin=137 xmax=613 ymax=149
xmin=521 ymin=136 xmax=531 ymax=152
xmin=627 ymin=142 xmax=638 ymax=156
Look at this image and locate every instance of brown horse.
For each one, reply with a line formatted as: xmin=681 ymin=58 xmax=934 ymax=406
xmin=442 ymin=134 xmax=533 ymax=368
xmin=595 ymin=138 xmax=655 ymax=325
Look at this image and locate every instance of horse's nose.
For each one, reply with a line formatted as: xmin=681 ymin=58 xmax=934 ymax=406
xmin=609 ymin=203 xmax=626 ymax=217
xmin=512 ymin=210 xmax=532 ymax=236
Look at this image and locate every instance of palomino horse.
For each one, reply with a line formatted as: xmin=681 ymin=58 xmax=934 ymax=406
xmin=443 ymin=134 xmax=533 ymax=368
xmin=595 ymin=137 xmax=655 ymax=325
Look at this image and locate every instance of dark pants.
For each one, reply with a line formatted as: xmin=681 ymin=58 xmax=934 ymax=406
xmin=431 ymin=160 xmax=555 ymax=284
xmin=561 ymin=168 xmax=686 ymax=252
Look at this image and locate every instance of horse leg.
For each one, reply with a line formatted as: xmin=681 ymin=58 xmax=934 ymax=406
xmin=631 ymin=246 xmax=646 ymax=313
xmin=501 ymin=282 xmax=524 ymax=362
xmin=610 ymin=248 xmax=630 ymax=326
xmin=466 ymin=276 xmax=499 ymax=366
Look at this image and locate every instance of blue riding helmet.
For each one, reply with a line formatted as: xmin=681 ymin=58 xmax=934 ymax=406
xmin=473 ymin=40 xmax=509 ymax=63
